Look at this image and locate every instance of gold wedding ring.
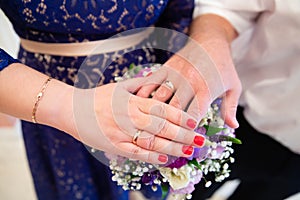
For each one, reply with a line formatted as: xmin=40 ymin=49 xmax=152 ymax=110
xmin=133 ymin=130 xmax=142 ymax=145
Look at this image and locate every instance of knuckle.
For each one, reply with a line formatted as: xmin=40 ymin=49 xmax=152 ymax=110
xmin=171 ymin=97 xmax=182 ymax=109
xmin=183 ymin=66 xmax=198 ymax=80
xmin=128 ymin=95 xmax=136 ymax=105
xmin=130 ymin=146 xmax=142 ymax=156
xmin=151 ymin=103 xmax=166 ymax=117
xmin=157 ymin=120 xmax=169 ymax=136
xmin=144 ymin=135 xmax=156 ymax=151
xmin=155 ymin=87 xmax=169 ymax=99
xmin=183 ymin=69 xmax=201 ymax=89
xmin=136 ymin=97 xmax=150 ymax=112
xmin=172 ymin=110 xmax=182 ymax=124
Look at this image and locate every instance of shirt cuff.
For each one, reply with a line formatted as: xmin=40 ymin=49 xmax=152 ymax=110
xmin=193 ymin=5 xmax=257 ymax=34
xmin=0 ymin=48 xmax=20 ymax=71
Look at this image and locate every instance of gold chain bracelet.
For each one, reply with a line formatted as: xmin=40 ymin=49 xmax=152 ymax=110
xmin=32 ymin=77 xmax=52 ymax=123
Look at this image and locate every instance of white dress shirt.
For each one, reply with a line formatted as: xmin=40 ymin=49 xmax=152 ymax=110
xmin=194 ymin=0 xmax=300 ymax=154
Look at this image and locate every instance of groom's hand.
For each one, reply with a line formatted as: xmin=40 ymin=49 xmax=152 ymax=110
xmin=136 ymin=14 xmax=242 ymax=129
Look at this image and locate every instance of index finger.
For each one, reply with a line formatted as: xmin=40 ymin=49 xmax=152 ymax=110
xmin=135 ymin=97 xmax=198 ymax=130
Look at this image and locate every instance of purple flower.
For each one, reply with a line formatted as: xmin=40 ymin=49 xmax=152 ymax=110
xmin=134 ymin=67 xmax=152 ymax=78
xmin=208 ymin=145 xmax=225 ymax=159
xmin=141 ymin=173 xmax=154 ymax=185
xmin=191 ymin=146 xmax=209 ymax=161
xmin=141 ymin=171 xmax=160 ymax=185
xmin=167 ymin=157 xmax=188 ymax=169
xmin=212 ymin=98 xmax=222 ymax=107
xmin=194 ymin=127 xmax=206 ymax=135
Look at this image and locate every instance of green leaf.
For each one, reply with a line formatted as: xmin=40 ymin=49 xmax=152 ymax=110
xmin=129 ymin=63 xmax=136 ymax=70
xmin=223 ymin=135 xmax=242 ymax=144
xmin=204 ymin=125 xmax=226 ymax=136
xmin=189 ymin=158 xmax=201 ymax=170
xmin=161 ymin=183 xmax=169 ymax=200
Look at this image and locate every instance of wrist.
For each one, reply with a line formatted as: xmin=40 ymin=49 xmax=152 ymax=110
xmin=190 ymin=14 xmax=238 ymax=44
xmin=37 ymin=79 xmax=77 ymax=137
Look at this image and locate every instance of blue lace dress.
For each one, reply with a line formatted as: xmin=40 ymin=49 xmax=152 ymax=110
xmin=0 ymin=1 xmax=194 ymax=199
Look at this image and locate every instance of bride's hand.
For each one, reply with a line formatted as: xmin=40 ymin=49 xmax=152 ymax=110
xmin=60 ymin=76 xmax=206 ymax=165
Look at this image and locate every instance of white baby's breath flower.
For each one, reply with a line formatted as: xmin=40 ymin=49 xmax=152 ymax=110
xmin=224 ymin=151 xmax=230 ymax=159
xmin=142 ymin=167 xmax=149 ymax=172
xmin=211 ymin=150 xmax=217 ymax=157
xmin=224 ymin=173 xmax=230 ymax=178
xmin=205 ymin=181 xmax=212 ymax=187
xmin=223 ymin=163 xmax=229 ymax=170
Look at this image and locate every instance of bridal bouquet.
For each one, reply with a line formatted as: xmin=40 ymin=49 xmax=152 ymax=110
xmin=107 ymin=64 xmax=241 ymax=199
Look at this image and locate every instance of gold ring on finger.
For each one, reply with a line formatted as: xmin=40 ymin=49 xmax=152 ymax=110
xmin=132 ymin=129 xmax=142 ymax=145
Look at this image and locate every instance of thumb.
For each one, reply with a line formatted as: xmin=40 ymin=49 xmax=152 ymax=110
xmin=221 ymin=89 xmax=241 ymax=128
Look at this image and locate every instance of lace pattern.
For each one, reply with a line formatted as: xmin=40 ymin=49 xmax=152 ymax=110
xmin=2 ymin=0 xmax=167 ymax=42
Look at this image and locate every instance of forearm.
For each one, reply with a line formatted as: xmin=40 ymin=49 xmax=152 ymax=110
xmin=0 ymin=63 xmax=74 ymax=132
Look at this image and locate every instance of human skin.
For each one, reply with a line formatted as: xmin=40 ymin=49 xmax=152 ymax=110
xmin=137 ymin=14 xmax=241 ymax=129
xmin=0 ymin=62 xmax=205 ymax=164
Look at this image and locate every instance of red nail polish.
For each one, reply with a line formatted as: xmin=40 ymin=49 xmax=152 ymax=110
xmin=187 ymin=119 xmax=197 ymax=129
xmin=194 ymin=135 xmax=205 ymax=147
xmin=158 ymin=155 xmax=168 ymax=163
xmin=182 ymin=145 xmax=194 ymax=155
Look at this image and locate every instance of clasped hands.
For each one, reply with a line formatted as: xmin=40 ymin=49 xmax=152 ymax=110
xmin=71 ymin=38 xmax=241 ymax=165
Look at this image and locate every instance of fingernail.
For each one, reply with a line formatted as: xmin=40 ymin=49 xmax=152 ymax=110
xmin=194 ymin=135 xmax=205 ymax=147
xmin=182 ymin=145 xmax=194 ymax=155
xmin=233 ymin=118 xmax=239 ymax=128
xmin=187 ymin=119 xmax=197 ymax=129
xmin=158 ymin=155 xmax=168 ymax=163
xmin=146 ymin=72 xmax=153 ymax=77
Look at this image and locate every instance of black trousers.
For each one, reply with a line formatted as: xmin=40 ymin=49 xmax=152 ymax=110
xmin=192 ymin=107 xmax=300 ymax=200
